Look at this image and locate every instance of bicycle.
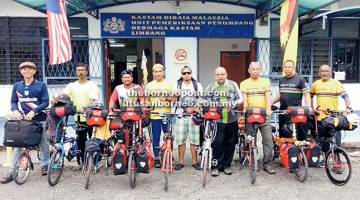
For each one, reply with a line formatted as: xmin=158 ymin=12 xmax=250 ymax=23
xmin=272 ymin=106 xmax=309 ymax=182
xmin=151 ymin=112 xmax=179 ymax=192
xmin=47 ymin=113 xmax=84 ymax=186
xmin=200 ymin=106 xmax=220 ymax=187
xmin=82 ymin=103 xmax=112 ymax=189
xmin=112 ymin=106 xmax=152 ymax=189
xmin=236 ymin=108 xmax=265 ymax=185
xmin=314 ymin=109 xmax=358 ymax=186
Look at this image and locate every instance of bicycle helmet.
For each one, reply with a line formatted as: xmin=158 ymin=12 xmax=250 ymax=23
xmin=191 ymin=113 xmax=204 ymax=126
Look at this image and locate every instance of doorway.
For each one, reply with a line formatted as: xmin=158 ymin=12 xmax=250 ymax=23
xmin=220 ymin=51 xmax=249 ymax=85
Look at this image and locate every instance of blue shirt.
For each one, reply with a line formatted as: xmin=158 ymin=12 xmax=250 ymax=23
xmin=11 ymin=80 xmax=49 ymax=120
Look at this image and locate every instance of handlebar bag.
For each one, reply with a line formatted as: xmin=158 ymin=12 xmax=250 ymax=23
xmin=4 ymin=120 xmax=43 ymax=147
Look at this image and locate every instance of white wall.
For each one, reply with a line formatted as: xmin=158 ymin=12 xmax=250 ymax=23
xmin=0 ymin=86 xmax=13 ymax=116
xmin=198 ymin=39 xmax=250 ymax=87
xmin=165 ymin=37 xmax=198 ymax=82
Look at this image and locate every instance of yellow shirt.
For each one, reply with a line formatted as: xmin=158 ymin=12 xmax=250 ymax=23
xmin=64 ymin=80 xmax=99 ymax=121
xmin=240 ymin=77 xmax=271 ymax=108
xmin=310 ymin=79 xmax=345 ymax=120
xmin=145 ymin=80 xmax=174 ymax=119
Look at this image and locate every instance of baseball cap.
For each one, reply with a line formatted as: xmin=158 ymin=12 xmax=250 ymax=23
xmin=121 ymin=70 xmax=133 ymax=78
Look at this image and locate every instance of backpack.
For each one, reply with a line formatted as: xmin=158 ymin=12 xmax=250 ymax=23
xmin=175 ymin=78 xmax=199 ymax=113
xmin=112 ymin=142 xmax=127 ymax=175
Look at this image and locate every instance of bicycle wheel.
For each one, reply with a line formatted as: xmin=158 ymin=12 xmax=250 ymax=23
xmin=37 ymin=149 xmax=42 ymax=161
xmin=127 ymin=152 xmax=137 ymax=189
xmin=84 ymin=154 xmax=94 ymax=190
xmin=47 ymin=151 xmax=64 ymax=186
xmin=294 ymin=148 xmax=308 ymax=182
xmin=12 ymin=152 xmax=32 ymax=185
xmin=202 ymin=149 xmax=209 ymax=187
xmin=164 ymin=151 xmax=170 ymax=192
xmin=325 ymin=148 xmax=352 ymax=186
xmin=249 ymin=147 xmax=257 ymax=185
xmin=238 ymin=136 xmax=246 ymax=171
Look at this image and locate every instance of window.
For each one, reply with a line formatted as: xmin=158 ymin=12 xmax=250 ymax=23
xmin=301 ymin=19 xmax=329 ymax=38
xmin=0 ymin=17 xmax=88 ymax=84
xmin=331 ymin=20 xmax=359 ymax=38
xmin=126 ymin=55 xmax=137 ymax=70
xmin=332 ymin=40 xmax=359 ymax=83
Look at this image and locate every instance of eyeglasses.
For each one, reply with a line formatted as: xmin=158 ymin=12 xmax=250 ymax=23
xmin=182 ymin=72 xmax=191 ymax=75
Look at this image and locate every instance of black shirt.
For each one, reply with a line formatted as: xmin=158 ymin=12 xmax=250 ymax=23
xmin=279 ymin=74 xmax=309 ymax=110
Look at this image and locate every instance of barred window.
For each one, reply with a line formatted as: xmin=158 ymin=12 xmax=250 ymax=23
xmin=0 ymin=17 xmax=88 ymax=84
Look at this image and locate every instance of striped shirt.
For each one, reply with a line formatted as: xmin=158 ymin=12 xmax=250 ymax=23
xmin=279 ymin=74 xmax=309 ymax=109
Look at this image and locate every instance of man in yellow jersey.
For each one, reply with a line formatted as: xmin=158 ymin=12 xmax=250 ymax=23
xmin=145 ymin=64 xmax=174 ymax=168
xmin=52 ymin=63 xmax=99 ymax=168
xmin=240 ymin=62 xmax=275 ymax=174
xmin=311 ymin=64 xmax=352 ymax=152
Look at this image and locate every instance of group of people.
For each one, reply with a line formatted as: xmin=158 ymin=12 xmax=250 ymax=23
xmin=1 ymin=59 xmax=352 ymax=184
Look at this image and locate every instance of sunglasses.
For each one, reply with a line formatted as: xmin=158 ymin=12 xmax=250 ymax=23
xmin=182 ymin=72 xmax=191 ymax=75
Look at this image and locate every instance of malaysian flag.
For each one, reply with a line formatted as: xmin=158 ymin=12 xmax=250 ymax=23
xmin=46 ymin=0 xmax=72 ymax=65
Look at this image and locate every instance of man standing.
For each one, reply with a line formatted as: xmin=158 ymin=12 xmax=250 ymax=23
xmin=272 ymin=60 xmax=311 ymax=140
xmin=310 ymin=64 xmax=352 ymax=152
xmin=145 ymin=64 xmax=174 ymax=168
xmin=1 ymin=62 xmax=50 ymax=184
xmin=205 ymin=67 xmax=242 ymax=176
xmin=108 ymin=70 xmax=144 ymax=110
xmin=173 ymin=66 xmax=203 ymax=170
xmin=52 ymin=63 xmax=99 ymax=168
xmin=240 ymin=62 xmax=275 ymax=174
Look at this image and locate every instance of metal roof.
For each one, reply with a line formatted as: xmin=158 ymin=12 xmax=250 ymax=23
xmin=14 ymin=0 xmax=339 ymax=19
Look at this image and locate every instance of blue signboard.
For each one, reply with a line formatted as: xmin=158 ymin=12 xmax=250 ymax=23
xmin=100 ymin=13 xmax=255 ymax=38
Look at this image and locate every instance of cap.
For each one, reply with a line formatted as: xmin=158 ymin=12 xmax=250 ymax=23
xmin=19 ymin=62 xmax=37 ymax=70
xmin=152 ymin=64 xmax=164 ymax=71
xmin=181 ymin=66 xmax=192 ymax=73
xmin=121 ymin=70 xmax=133 ymax=78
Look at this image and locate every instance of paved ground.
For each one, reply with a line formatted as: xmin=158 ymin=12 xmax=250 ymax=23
xmin=1 ymin=149 xmax=360 ymax=200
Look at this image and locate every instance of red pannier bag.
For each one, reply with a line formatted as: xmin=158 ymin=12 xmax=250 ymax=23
xmin=112 ymin=142 xmax=127 ymax=175
xmin=203 ymin=107 xmax=221 ymax=120
xmin=85 ymin=107 xmax=108 ymax=127
xmin=136 ymin=140 xmax=154 ymax=173
xmin=246 ymin=107 xmax=266 ymax=124
xmin=279 ymin=143 xmax=299 ymax=170
xmin=287 ymin=106 xmax=309 ymax=124
xmin=120 ymin=106 xmax=142 ymax=122
xmin=304 ymin=140 xmax=321 ymax=167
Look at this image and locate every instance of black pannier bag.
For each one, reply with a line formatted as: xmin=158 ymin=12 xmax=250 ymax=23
xmin=85 ymin=138 xmax=100 ymax=153
xmin=112 ymin=143 xmax=127 ymax=175
xmin=50 ymin=94 xmax=76 ymax=117
xmin=4 ymin=120 xmax=43 ymax=147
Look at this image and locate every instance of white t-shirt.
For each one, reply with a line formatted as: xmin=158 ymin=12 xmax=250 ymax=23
xmin=173 ymin=80 xmax=203 ymax=115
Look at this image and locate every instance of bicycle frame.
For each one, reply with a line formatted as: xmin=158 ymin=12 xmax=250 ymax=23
xmin=159 ymin=114 xmax=176 ymax=173
xmin=200 ymin=119 xmax=216 ymax=170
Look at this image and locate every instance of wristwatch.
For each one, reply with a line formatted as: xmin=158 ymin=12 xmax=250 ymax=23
xmin=346 ymin=106 xmax=353 ymax=112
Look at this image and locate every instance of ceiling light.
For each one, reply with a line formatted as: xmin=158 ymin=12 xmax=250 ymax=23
xmin=110 ymin=43 xmax=125 ymax=47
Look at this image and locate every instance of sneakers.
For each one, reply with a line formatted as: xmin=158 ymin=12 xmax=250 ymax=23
xmin=174 ymin=163 xmax=184 ymax=170
xmin=211 ymin=169 xmax=219 ymax=177
xmin=154 ymin=159 xmax=161 ymax=168
xmin=192 ymin=163 xmax=202 ymax=170
xmin=41 ymin=167 xmax=48 ymax=176
xmin=0 ymin=173 xmax=13 ymax=184
xmin=223 ymin=168 xmax=232 ymax=175
xmin=263 ymin=164 xmax=276 ymax=174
